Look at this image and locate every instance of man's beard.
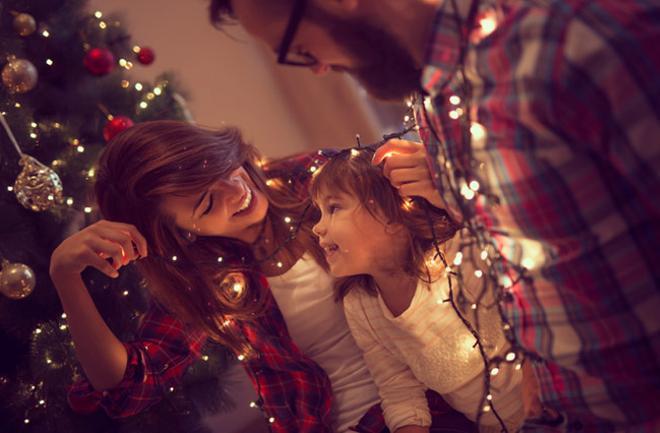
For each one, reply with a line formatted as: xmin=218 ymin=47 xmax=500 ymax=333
xmin=309 ymin=9 xmax=422 ymax=101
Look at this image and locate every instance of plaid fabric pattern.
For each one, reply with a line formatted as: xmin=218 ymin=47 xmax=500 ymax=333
xmin=417 ymin=1 xmax=660 ymax=432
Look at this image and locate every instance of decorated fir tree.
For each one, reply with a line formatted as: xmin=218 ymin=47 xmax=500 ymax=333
xmin=0 ymin=1 xmax=233 ymax=432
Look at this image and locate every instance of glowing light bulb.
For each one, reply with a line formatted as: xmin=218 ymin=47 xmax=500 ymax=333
xmin=470 ymin=122 xmax=486 ymax=141
xmin=506 ymin=352 xmax=516 ymax=362
xmin=453 ymin=252 xmax=463 ymax=266
xmin=490 ymin=367 xmax=500 ymax=376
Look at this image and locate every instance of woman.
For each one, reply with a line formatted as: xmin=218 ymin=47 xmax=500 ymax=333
xmin=49 ymin=120 xmax=475 ymax=432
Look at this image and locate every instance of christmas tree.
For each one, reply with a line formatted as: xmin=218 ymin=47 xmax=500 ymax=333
xmin=0 ymin=1 xmax=234 ymax=432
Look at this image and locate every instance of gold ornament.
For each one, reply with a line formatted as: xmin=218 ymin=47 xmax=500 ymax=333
xmin=0 ymin=259 xmax=36 ymax=300
xmin=13 ymin=13 xmax=37 ymax=37
xmin=221 ymin=272 xmax=247 ymax=300
xmin=2 ymin=58 xmax=38 ymax=94
xmin=14 ymin=154 xmax=64 ymax=212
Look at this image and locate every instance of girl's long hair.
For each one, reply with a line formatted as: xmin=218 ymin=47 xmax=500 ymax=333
xmin=309 ymin=148 xmax=459 ymax=300
xmin=95 ymin=120 xmax=323 ymax=353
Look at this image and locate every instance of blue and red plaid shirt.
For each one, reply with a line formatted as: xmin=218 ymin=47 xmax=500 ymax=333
xmin=417 ymin=0 xmax=660 ymax=432
xmin=67 ymin=152 xmax=460 ymax=433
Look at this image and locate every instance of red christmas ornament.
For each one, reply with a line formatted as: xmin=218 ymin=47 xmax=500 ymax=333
xmin=84 ymin=48 xmax=115 ymax=76
xmin=137 ymin=47 xmax=155 ymax=65
xmin=103 ymin=116 xmax=134 ymax=142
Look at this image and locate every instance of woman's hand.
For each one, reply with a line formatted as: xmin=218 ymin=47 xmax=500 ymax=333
xmin=372 ymin=139 xmax=444 ymax=209
xmin=50 ymin=219 xmax=148 ymax=282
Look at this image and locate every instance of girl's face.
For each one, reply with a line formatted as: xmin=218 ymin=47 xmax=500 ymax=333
xmin=312 ymin=190 xmax=404 ymax=278
xmin=161 ymin=167 xmax=269 ymax=243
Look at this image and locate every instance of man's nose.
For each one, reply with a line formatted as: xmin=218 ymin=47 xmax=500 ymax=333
xmin=310 ymin=63 xmax=330 ymax=75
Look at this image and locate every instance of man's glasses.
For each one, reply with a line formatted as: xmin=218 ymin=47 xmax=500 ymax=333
xmin=277 ymin=0 xmax=318 ymax=67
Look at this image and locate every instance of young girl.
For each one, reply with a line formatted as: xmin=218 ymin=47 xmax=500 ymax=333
xmin=311 ymin=148 xmax=525 ymax=433
xmin=49 ymin=120 xmax=473 ymax=432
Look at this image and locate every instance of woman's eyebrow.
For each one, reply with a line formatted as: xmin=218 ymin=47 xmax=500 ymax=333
xmin=192 ymin=189 xmax=209 ymax=216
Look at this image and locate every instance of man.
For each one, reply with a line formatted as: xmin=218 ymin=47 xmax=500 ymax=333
xmin=208 ymin=1 xmax=660 ymax=432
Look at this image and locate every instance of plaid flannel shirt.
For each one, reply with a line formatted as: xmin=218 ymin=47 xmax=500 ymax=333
xmin=416 ymin=1 xmax=660 ymax=432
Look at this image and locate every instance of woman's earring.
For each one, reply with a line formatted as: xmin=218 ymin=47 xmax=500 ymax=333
xmin=184 ymin=231 xmax=197 ymax=242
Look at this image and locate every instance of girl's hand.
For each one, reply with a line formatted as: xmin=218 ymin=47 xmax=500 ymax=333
xmin=50 ymin=219 xmax=148 ymax=282
xmin=372 ymin=139 xmax=444 ymax=209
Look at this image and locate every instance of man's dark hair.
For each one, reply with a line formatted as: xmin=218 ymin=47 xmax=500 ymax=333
xmin=209 ymin=0 xmax=235 ymax=26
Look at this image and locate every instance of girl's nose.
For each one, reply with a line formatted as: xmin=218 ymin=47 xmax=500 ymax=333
xmin=312 ymin=220 xmax=325 ymax=237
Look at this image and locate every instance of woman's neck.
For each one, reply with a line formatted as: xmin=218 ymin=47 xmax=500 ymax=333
xmin=372 ymin=269 xmax=418 ymax=318
xmin=253 ymin=215 xmax=305 ymax=277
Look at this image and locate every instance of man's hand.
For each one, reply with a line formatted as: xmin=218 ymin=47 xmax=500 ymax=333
xmin=372 ymin=139 xmax=444 ymax=208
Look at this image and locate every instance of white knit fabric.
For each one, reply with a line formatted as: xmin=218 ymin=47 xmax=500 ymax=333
xmin=267 ymin=255 xmax=380 ymax=433
xmin=343 ymin=276 xmax=525 ymax=433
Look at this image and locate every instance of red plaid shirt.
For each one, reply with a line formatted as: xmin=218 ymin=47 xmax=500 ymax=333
xmin=67 ymin=152 xmax=459 ymax=433
xmin=417 ymin=1 xmax=660 ymax=432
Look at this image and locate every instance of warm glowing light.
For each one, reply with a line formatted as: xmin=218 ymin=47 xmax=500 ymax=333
xmin=83 ymin=206 xmax=92 ymax=214
xmin=153 ymin=87 xmax=162 ymax=95
xmin=475 ymin=270 xmax=483 ymax=278
xmin=77 ymin=145 xmax=85 ymax=153
xmin=119 ymin=58 xmax=128 ymax=67
xmin=453 ymin=252 xmax=463 ymax=266
xmin=469 ymin=180 xmax=480 ymax=191
xmin=284 ymin=216 xmax=292 ymax=224
xmin=521 ymin=257 xmax=535 ymax=269
xmin=7 ymin=186 xmax=13 ymax=192
xmin=66 ymin=197 xmax=74 ymax=206
xmin=121 ymin=80 xmax=130 ymax=88
xmin=490 ymin=367 xmax=500 ymax=376
xmin=99 ymin=21 xmax=107 ymax=29
xmin=461 ymin=183 xmax=476 ymax=200
xmin=268 ymin=417 xmax=275 ymax=423
xmin=249 ymin=401 xmax=257 ymax=408
xmin=481 ymin=250 xmax=488 ymax=260
xmin=276 ymin=262 xmax=283 ymax=268
xmin=217 ymin=257 xmax=224 ymax=263
xmin=449 ymin=95 xmax=461 ymax=105
xmin=46 ymin=59 xmax=54 ymax=66
xmin=202 ymin=355 xmax=209 ymax=361
xmin=133 ymin=45 xmax=141 ymax=53
xmin=470 ymin=122 xmax=486 ymax=141
xmin=350 ymin=149 xmax=360 ymax=158
xmin=309 ymin=166 xmax=317 ymax=173
xmin=479 ymin=16 xmax=497 ymax=37
xmin=237 ymin=354 xmax=246 ymax=361
xmin=171 ymin=256 xmax=178 ymax=262
xmin=29 ymin=133 xmax=37 ymax=139
xmin=139 ymin=101 xmax=148 ymax=109
xmin=506 ymin=352 xmax=516 ymax=362
xmin=42 ymin=30 xmax=50 ymax=37
xmin=122 ymin=290 xmax=129 ymax=296
xmin=94 ymin=11 xmax=103 ymax=18
xmin=61 ymin=313 xmax=67 ymax=319
xmin=134 ymin=82 xmax=143 ymax=91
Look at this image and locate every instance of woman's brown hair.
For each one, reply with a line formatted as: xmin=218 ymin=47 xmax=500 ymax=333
xmin=95 ymin=120 xmax=323 ymax=354
xmin=309 ymin=148 xmax=459 ymax=300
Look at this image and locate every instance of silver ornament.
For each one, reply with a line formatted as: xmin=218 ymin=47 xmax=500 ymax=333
xmin=2 ymin=58 xmax=39 ymax=94
xmin=14 ymin=154 xmax=64 ymax=212
xmin=13 ymin=13 xmax=37 ymax=37
xmin=0 ymin=260 xmax=36 ymax=300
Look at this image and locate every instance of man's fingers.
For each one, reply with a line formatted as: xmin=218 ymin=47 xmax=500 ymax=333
xmin=388 ymin=167 xmax=429 ymax=188
xmin=398 ymin=180 xmax=435 ymax=198
xmin=372 ymin=139 xmax=423 ymax=165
